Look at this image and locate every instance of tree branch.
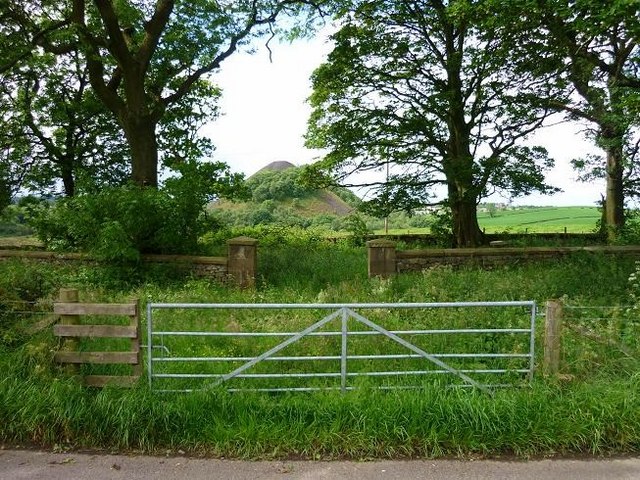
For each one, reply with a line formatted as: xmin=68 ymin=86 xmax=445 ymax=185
xmin=162 ymin=0 xmax=319 ymax=109
xmin=93 ymin=0 xmax=133 ymax=68
xmin=137 ymin=0 xmax=174 ymax=73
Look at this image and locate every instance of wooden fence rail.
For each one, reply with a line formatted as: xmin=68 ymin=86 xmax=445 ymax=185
xmin=52 ymin=288 xmax=141 ymax=387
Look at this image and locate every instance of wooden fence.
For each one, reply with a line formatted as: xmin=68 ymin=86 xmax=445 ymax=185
xmin=542 ymin=299 xmax=639 ymax=377
xmin=53 ymin=288 xmax=142 ymax=387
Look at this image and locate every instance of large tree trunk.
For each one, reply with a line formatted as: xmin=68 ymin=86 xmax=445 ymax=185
xmin=60 ymin=157 xmax=75 ymax=197
xmin=601 ymin=125 xmax=625 ymax=242
xmin=604 ymin=146 xmax=625 ymax=241
xmin=123 ymin=116 xmax=159 ymax=188
xmin=442 ymin=22 xmax=483 ymax=248
xmin=449 ymin=188 xmax=484 ymax=248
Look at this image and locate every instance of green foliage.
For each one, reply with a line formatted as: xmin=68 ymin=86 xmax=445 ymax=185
xmin=343 ymin=213 xmax=371 ymax=246
xmin=0 ymin=260 xmax=56 ymax=304
xmin=0 ymin=260 xmax=57 ymax=348
xmin=201 ymin=225 xmax=333 ymax=250
xmin=429 ymin=207 xmax=454 ymax=247
xmin=211 ymin=203 xmax=317 ymax=229
xmin=613 ymin=210 xmax=640 ymax=245
xmin=306 ymin=0 xmax=559 ymax=246
xmin=247 ymin=168 xmax=315 ymax=202
xmin=328 ymin=185 xmax=362 ymax=207
xmin=29 ymin=162 xmax=244 ymax=261
xmin=0 ymin=48 xmax=130 ymax=198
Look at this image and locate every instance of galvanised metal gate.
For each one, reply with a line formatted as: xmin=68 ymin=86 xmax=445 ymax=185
xmin=146 ymin=301 xmax=537 ymax=394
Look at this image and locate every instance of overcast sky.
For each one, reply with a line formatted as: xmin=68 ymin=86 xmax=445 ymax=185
xmin=206 ymin=31 xmax=604 ymax=207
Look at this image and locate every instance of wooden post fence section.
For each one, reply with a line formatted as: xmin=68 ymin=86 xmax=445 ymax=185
xmin=58 ymin=288 xmax=79 ymax=374
xmin=53 ymin=289 xmax=141 ymax=387
xmin=543 ymin=299 xmax=563 ymax=376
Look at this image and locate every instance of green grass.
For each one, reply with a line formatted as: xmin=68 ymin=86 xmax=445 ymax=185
xmin=0 ymin=251 xmax=639 ymax=457
xmin=477 ymin=206 xmax=600 ymax=233
xmin=375 ymin=206 xmax=601 ymax=235
xmin=1 ymin=363 xmax=639 ymax=458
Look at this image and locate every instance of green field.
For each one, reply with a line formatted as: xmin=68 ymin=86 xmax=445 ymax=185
xmin=477 ymin=206 xmax=600 ymax=233
xmin=378 ymin=206 xmax=601 ymax=235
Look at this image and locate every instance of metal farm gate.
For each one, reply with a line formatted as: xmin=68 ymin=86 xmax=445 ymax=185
xmin=146 ymin=301 xmax=537 ymax=394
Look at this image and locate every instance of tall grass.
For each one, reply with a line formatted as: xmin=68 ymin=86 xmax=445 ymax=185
xmin=1 ymin=251 xmax=639 ymax=457
xmin=1 ymin=349 xmax=638 ymax=458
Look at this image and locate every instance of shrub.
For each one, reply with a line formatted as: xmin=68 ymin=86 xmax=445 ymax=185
xmin=0 ymin=260 xmax=58 ymax=348
xmin=30 ymin=187 xmax=177 ymax=261
xmin=430 ymin=207 xmax=454 ymax=246
xmin=28 ymin=162 xmax=244 ymax=262
xmin=247 ymin=168 xmax=315 ymax=203
xmin=343 ymin=213 xmax=372 ymax=246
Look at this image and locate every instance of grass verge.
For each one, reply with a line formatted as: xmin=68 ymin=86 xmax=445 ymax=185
xmin=1 ymin=351 xmax=638 ymax=459
xmin=0 ymin=251 xmax=639 ymax=458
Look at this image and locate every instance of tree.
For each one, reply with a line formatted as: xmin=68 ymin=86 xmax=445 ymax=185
xmin=305 ymin=0 xmax=558 ymax=247
xmin=1 ymin=45 xmax=224 ymax=200
xmin=0 ymin=48 xmax=130 ymax=197
xmin=247 ymin=167 xmax=316 ymax=202
xmin=2 ymin=1 xmax=327 ymax=188
xmin=496 ymin=0 xmax=640 ymax=240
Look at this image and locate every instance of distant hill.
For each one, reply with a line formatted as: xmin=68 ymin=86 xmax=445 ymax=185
xmin=251 ymin=161 xmax=297 ymax=176
xmin=210 ymin=162 xmax=358 ymax=226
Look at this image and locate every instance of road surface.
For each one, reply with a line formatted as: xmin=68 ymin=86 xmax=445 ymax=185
xmin=1 ymin=448 xmax=639 ymax=479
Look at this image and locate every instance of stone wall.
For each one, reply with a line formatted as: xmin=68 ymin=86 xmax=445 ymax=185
xmin=0 ymin=236 xmax=258 ymax=287
xmin=367 ymin=242 xmax=640 ymax=277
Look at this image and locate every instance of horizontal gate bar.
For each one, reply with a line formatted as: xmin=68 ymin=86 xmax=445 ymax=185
xmin=149 ymin=301 xmax=535 ymax=309
xmin=152 ymin=353 xmax=531 ymax=362
xmin=151 ymin=328 xmax=531 ymax=337
xmin=156 ymin=384 xmax=516 ymax=394
xmin=152 ymin=369 xmax=530 ymax=379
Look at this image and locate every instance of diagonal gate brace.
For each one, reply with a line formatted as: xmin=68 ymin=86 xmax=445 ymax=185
xmin=209 ymin=308 xmax=345 ymax=388
xmin=345 ymin=308 xmax=492 ymax=395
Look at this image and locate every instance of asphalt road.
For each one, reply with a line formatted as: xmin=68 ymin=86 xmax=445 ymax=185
xmin=2 ymin=449 xmax=640 ymax=480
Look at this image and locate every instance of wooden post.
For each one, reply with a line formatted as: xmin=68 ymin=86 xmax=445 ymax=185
xmin=59 ymin=288 xmax=79 ymax=373
xmin=544 ymin=299 xmax=563 ymax=375
xmin=367 ymin=239 xmax=396 ymax=278
xmin=132 ymin=300 xmax=142 ymax=378
xmin=227 ymin=237 xmax=258 ymax=289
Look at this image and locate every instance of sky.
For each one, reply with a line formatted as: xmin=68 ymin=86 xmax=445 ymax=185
xmin=205 ymin=31 xmax=605 ymax=208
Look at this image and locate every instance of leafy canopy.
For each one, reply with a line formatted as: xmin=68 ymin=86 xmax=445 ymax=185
xmin=305 ymin=0 xmax=558 ymax=245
